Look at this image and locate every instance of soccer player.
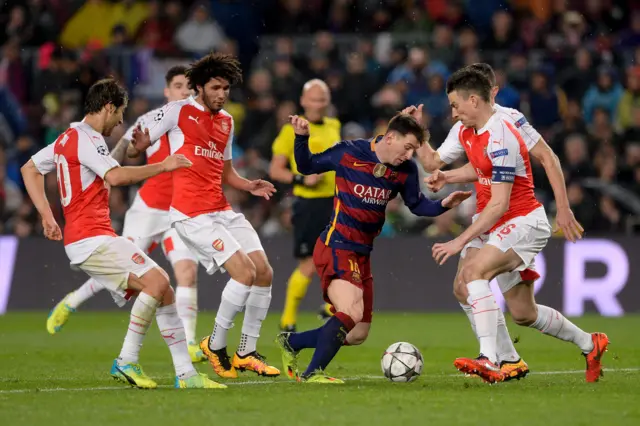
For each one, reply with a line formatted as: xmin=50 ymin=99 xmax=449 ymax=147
xmin=21 ymin=78 xmax=223 ymax=389
xmin=414 ymin=63 xmax=587 ymax=381
xmin=275 ymin=113 xmax=472 ymax=383
xmin=131 ymin=53 xmax=281 ymax=379
xmin=429 ymin=68 xmax=608 ymax=383
xmin=45 ymin=66 xmax=207 ymax=362
xmin=270 ymin=79 xmax=339 ymax=332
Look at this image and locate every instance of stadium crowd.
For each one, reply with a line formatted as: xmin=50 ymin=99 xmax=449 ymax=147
xmin=0 ymin=0 xmax=639 ymax=239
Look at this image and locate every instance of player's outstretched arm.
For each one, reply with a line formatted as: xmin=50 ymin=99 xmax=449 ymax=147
xmin=529 ymin=138 xmax=584 ymax=242
xmin=21 ymin=158 xmax=61 ymax=241
xmin=223 ymin=160 xmax=276 ymax=200
xmin=401 ymin=161 xmax=472 ymax=217
xmin=103 ymin=154 xmax=192 ymax=187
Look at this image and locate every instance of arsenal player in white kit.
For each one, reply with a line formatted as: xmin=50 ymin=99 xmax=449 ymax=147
xmin=45 ymin=66 xmax=207 ymax=363
xmin=133 ymin=53 xmax=281 ymax=379
xmin=21 ymin=78 xmax=224 ymax=390
xmin=426 ymin=68 xmax=609 ymax=383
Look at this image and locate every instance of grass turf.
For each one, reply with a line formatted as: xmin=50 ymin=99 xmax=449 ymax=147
xmin=1 ymin=312 xmax=639 ymax=425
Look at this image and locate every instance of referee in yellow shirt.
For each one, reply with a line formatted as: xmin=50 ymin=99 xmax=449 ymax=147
xmin=269 ymin=79 xmax=341 ymax=332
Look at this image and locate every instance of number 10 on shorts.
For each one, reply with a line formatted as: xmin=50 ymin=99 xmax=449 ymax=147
xmin=348 ymin=258 xmax=361 ymax=283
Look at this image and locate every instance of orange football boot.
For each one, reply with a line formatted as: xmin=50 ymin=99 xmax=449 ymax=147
xmin=584 ymin=332 xmax=609 ymax=383
xmin=199 ymin=336 xmax=238 ymax=379
xmin=500 ymin=358 xmax=530 ymax=381
xmin=454 ymin=356 xmax=505 ymax=384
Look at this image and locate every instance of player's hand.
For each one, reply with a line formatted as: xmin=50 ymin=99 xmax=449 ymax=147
xmin=424 ymin=169 xmax=447 ymax=193
xmin=401 ymin=104 xmax=424 ymax=125
xmin=554 ymin=206 xmax=584 ymax=243
xmin=162 ymin=154 xmax=192 ymax=172
xmin=131 ymin=125 xmax=152 ymax=152
xmin=441 ymin=190 xmax=472 ymax=209
xmin=289 ymin=115 xmax=310 ymax=136
xmin=42 ymin=216 xmax=62 ymax=241
xmin=432 ymin=238 xmax=464 ymax=266
xmin=304 ymin=174 xmax=322 ymax=187
xmin=248 ymin=179 xmax=277 ymax=200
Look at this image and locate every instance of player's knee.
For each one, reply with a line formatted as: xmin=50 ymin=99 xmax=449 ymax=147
xmin=161 ymin=284 xmax=176 ymax=306
xmin=346 ymin=327 xmax=369 ymax=346
xmin=255 ymin=262 xmax=273 ymax=287
xmin=235 ymin=259 xmax=257 ymax=285
xmin=134 ymin=267 xmax=170 ymax=300
xmin=174 ymin=260 xmax=197 ymax=287
xmin=340 ymin=305 xmax=363 ymax=325
xmin=510 ymin=304 xmax=538 ymax=326
xmin=453 ymin=284 xmax=468 ymax=304
xmin=459 ymin=262 xmax=485 ymax=284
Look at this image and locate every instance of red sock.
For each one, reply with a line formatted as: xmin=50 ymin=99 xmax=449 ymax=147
xmin=334 ymin=312 xmax=355 ymax=331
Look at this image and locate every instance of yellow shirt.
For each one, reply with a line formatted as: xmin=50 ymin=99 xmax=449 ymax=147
xmin=272 ymin=117 xmax=341 ymax=199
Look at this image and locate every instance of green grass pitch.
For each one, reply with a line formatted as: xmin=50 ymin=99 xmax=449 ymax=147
xmin=1 ymin=312 xmax=639 ymax=425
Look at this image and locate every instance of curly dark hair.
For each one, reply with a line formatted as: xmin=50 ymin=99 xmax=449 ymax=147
xmin=185 ymin=52 xmax=243 ymax=93
xmin=84 ymin=78 xmax=128 ymax=114
xmin=446 ymin=68 xmax=492 ymax=103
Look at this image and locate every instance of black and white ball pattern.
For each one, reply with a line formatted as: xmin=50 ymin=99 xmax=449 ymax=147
xmin=381 ymin=342 xmax=424 ymax=382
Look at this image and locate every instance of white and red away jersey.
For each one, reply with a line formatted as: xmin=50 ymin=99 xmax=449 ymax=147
xmin=144 ymin=96 xmax=233 ymax=222
xmin=437 ymin=104 xmax=542 ymax=164
xmin=31 ymin=121 xmax=119 ymax=251
xmin=123 ymin=108 xmax=172 ymax=211
xmin=459 ymin=113 xmax=541 ymax=231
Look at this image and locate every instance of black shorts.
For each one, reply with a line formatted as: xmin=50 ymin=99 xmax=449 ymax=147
xmin=292 ymin=197 xmax=334 ymax=259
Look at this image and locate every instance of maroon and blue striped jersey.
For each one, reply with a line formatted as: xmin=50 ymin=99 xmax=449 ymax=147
xmin=294 ymin=134 xmax=448 ymax=254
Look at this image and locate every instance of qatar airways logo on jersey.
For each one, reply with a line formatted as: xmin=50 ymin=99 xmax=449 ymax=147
xmin=476 ymin=168 xmax=491 ymax=186
xmin=353 ymin=184 xmax=392 ymax=206
xmin=195 ymin=141 xmax=224 ymax=160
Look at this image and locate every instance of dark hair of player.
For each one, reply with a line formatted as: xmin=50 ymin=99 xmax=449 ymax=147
xmin=446 ymin=68 xmax=492 ymax=103
xmin=165 ymin=65 xmax=187 ymax=86
xmin=84 ymin=78 xmax=128 ymax=114
xmin=185 ymin=52 xmax=243 ymax=93
xmin=386 ymin=113 xmax=426 ymax=146
xmin=467 ymin=63 xmax=497 ymax=87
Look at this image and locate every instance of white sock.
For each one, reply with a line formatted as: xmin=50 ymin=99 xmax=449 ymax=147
xmin=209 ymin=279 xmax=251 ymax=351
xmin=238 ymin=285 xmax=272 ymax=356
xmin=496 ymin=309 xmax=520 ymax=363
xmin=118 ymin=292 xmax=159 ymax=364
xmin=530 ymin=305 xmax=594 ymax=353
xmin=66 ymin=279 xmax=104 ymax=309
xmin=460 ymin=303 xmax=478 ymax=342
xmin=156 ymin=303 xmax=197 ymax=378
xmin=176 ymin=286 xmax=198 ymax=344
xmin=466 ymin=279 xmax=500 ymax=364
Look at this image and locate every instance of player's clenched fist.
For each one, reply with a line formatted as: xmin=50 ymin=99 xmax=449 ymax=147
xmin=42 ymin=216 xmax=62 ymax=241
xmin=162 ymin=154 xmax=192 ymax=172
xmin=425 ymin=169 xmax=447 ymax=193
xmin=289 ymin=115 xmax=310 ymax=136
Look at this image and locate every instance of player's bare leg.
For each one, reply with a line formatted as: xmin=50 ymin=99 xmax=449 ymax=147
xmin=504 ymin=282 xmax=609 ymax=382
xmin=454 ymin=248 xmax=528 ymax=381
xmin=453 ymin=245 xmax=523 ymax=383
xmin=231 ymin=250 xmax=280 ymax=376
xmin=200 ymin=250 xmax=255 ymax=379
xmin=345 ymin=322 xmax=371 ymax=346
xmin=173 ymin=259 xmax=205 ymax=362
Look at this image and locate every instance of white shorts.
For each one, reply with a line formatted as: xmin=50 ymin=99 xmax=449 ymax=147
xmin=122 ymin=193 xmax=171 ymax=239
xmin=75 ymin=236 xmax=157 ymax=303
xmin=174 ymin=210 xmax=264 ymax=275
xmin=461 ymin=206 xmax=551 ymax=293
xmin=122 ymin=195 xmax=197 ymax=266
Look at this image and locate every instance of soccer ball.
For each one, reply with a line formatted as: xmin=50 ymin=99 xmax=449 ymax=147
xmin=381 ymin=342 xmax=424 ymax=382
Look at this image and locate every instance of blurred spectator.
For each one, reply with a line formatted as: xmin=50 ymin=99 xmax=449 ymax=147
xmin=494 ymin=67 xmax=520 ymax=110
xmin=175 ymin=2 xmax=227 ymax=56
xmin=558 ymin=48 xmax=596 ymax=102
xmin=482 ymin=10 xmax=518 ymax=51
xmin=583 ymin=66 xmax=624 ymax=123
xmin=431 ymin=24 xmax=456 ymax=69
xmin=0 ymin=39 xmax=27 ymax=106
xmin=528 ymin=70 xmax=561 ymax=132
xmin=392 ymin=5 xmax=432 ymax=34
xmin=563 ymin=134 xmax=596 ymax=181
xmin=616 ymin=66 xmax=640 ymax=132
